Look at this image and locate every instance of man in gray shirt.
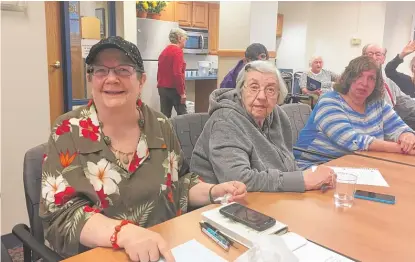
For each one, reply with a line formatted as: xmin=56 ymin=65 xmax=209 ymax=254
xmin=363 ymin=44 xmax=415 ymax=129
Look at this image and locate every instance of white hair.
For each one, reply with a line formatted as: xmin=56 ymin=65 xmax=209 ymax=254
xmin=169 ymin=28 xmax=187 ymax=44
xmin=309 ymin=56 xmax=323 ymax=67
xmin=235 ymin=60 xmax=288 ymax=105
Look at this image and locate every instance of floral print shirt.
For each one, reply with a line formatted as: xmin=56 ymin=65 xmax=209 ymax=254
xmin=40 ymin=103 xmax=200 ymax=258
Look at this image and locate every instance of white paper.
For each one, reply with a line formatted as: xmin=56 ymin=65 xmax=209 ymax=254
xmin=293 ymin=241 xmax=355 ymax=262
xmin=81 ymin=39 xmax=100 ymax=58
xmin=312 ymin=166 xmax=389 ymax=187
xmin=158 ymin=239 xmax=227 ymax=262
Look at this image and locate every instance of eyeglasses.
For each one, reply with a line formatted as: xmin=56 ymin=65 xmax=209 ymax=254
xmin=245 ymin=84 xmax=279 ymax=97
xmin=365 ymin=52 xmax=385 ymax=57
xmin=89 ymin=64 xmax=138 ymax=77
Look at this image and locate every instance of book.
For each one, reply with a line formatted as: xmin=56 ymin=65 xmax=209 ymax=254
xmin=307 ymin=76 xmax=322 ymax=91
xmin=201 ymin=206 xmax=359 ymax=261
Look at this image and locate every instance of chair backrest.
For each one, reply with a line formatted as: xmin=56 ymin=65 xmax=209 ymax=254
xmin=280 ymin=103 xmax=312 ymax=145
xmin=23 ymin=143 xmax=48 ymax=252
xmin=171 ymin=113 xmax=209 ymax=166
xmin=293 ymin=71 xmax=304 ymax=94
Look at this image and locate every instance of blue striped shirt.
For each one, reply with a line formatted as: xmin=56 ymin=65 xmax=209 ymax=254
xmin=294 ymin=91 xmax=414 ymax=169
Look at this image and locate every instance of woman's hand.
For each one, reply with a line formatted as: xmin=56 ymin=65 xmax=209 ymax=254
xmin=117 ymin=224 xmax=175 ymax=262
xmin=211 ymin=181 xmax=247 ymax=202
xmin=399 ymin=41 xmax=415 ymax=59
xmin=398 ymin=132 xmax=415 ymax=154
xmin=303 ymin=165 xmax=336 ymax=191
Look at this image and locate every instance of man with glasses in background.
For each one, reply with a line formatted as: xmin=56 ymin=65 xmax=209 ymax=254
xmin=363 ymin=44 xmax=415 ymax=129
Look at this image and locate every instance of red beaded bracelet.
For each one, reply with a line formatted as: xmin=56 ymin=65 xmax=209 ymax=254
xmin=110 ymin=220 xmax=134 ymax=249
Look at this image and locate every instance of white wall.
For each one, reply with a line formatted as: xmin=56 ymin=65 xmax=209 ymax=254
xmin=219 ymin=1 xmax=251 ymax=50
xmin=383 ymin=1 xmax=415 ymax=75
xmin=277 ymin=1 xmax=386 ymax=74
xmin=249 ymin=1 xmax=278 ymax=53
xmin=1 ymin=2 xmax=51 ymax=233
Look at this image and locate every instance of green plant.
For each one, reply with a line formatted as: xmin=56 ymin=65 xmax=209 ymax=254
xmin=148 ymin=1 xmax=167 ymax=14
xmin=136 ymin=1 xmax=149 ymax=12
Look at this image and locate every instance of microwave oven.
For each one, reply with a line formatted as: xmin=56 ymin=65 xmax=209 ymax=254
xmin=182 ymin=28 xmax=209 ymax=54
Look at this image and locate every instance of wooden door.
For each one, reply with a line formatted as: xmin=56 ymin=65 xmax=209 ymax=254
xmin=192 ymin=2 xmax=209 ymax=28
xmin=175 ymin=1 xmax=192 ymax=26
xmin=45 ymin=1 xmax=64 ymax=125
xmin=208 ymin=3 xmax=219 ymax=55
xmin=160 ymin=1 xmax=175 ymax=21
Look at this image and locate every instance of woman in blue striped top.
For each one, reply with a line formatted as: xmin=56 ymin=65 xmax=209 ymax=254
xmin=295 ymin=56 xmax=415 ymax=169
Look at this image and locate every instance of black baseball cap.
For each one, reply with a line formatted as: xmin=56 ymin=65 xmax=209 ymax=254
xmin=85 ymin=36 xmax=145 ymax=73
xmin=245 ymin=43 xmax=269 ymax=61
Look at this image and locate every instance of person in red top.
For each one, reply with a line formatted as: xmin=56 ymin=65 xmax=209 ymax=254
xmin=157 ymin=28 xmax=188 ymax=117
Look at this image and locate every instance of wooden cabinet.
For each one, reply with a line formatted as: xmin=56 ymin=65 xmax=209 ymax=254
xmin=208 ymin=3 xmax=219 ymax=55
xmin=192 ymin=2 xmax=209 ymax=28
xmin=174 ymin=1 xmax=192 ymax=27
xmin=174 ymin=1 xmax=209 ymax=28
xmin=160 ymin=2 xmax=175 ymax=22
xmin=276 ymin=13 xmax=284 ymax=37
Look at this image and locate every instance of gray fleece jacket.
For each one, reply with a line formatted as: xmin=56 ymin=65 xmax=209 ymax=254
xmin=190 ymin=88 xmax=305 ymax=192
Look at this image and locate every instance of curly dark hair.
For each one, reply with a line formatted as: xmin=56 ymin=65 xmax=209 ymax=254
xmin=334 ymin=55 xmax=384 ymax=103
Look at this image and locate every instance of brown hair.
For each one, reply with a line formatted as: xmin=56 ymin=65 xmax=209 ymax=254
xmin=334 ymin=56 xmax=384 ymax=103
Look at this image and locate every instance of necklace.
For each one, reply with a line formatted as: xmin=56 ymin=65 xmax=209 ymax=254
xmin=109 ymin=143 xmax=137 ymax=165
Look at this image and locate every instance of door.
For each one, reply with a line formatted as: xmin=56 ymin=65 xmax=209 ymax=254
xmin=192 ymin=2 xmax=208 ymax=28
xmin=45 ymin=1 xmax=64 ymax=125
xmin=175 ymin=1 xmax=192 ymax=26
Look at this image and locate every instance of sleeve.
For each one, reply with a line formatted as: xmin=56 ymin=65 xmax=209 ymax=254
xmin=40 ymin=123 xmax=101 ymax=257
xmin=384 ymin=55 xmax=405 ymax=82
xmin=208 ymin=120 xmax=305 ymax=192
xmin=382 ymin=103 xmax=415 ymax=141
xmin=172 ymin=50 xmax=185 ymax=95
xmin=220 ymin=72 xmax=235 ymax=89
xmin=299 ymin=72 xmax=307 ymax=90
xmin=314 ymin=99 xmax=376 ymax=151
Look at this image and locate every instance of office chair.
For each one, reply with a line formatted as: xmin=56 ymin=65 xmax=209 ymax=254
xmin=12 ymin=143 xmax=63 ymax=262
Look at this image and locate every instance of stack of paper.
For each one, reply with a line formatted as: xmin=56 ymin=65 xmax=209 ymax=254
xmin=157 ymin=239 xmax=226 ymax=262
xmin=312 ymin=166 xmax=389 ymax=187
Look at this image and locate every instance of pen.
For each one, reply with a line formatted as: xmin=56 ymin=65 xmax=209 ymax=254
xmin=203 ymin=222 xmax=238 ymax=249
xmin=199 ymin=222 xmax=230 ymax=251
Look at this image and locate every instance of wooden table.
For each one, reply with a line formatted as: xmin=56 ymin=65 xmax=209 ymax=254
xmin=355 ymin=151 xmax=415 ymax=167
xmin=64 ymin=155 xmax=415 ymax=262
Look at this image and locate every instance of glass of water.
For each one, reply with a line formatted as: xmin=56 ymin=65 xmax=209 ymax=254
xmin=334 ymin=172 xmax=357 ymax=208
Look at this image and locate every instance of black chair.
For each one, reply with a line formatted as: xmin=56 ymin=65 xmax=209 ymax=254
xmin=1 ymin=240 xmax=13 ymax=262
xmin=171 ymin=113 xmax=210 ymax=168
xmin=12 ymin=143 xmax=63 ymax=262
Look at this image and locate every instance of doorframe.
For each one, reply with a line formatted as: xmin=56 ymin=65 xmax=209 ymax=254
xmin=62 ymin=1 xmax=117 ymax=112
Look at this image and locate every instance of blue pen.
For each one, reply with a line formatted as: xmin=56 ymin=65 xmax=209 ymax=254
xmin=199 ymin=222 xmax=230 ymax=251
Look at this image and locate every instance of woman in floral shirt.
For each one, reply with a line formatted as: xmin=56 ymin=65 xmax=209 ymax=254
xmin=40 ymin=36 xmax=247 ymax=262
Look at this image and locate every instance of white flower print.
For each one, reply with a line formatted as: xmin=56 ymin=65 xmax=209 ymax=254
xmin=41 ymin=173 xmax=68 ymax=204
xmin=163 ymin=151 xmax=179 ymax=182
xmin=86 ymin=159 xmax=122 ymax=195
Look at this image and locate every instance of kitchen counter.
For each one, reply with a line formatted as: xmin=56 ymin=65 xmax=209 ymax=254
xmin=185 ymin=75 xmax=218 ymax=81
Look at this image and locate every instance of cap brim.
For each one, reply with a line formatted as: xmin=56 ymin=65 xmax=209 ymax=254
xmin=85 ymin=43 xmax=130 ymax=65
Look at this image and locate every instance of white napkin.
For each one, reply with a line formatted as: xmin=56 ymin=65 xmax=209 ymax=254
xmin=234 ymin=235 xmax=299 ymax=262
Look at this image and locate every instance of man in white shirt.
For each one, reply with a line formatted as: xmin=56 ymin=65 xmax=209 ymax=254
xmin=363 ymin=44 xmax=415 ymax=129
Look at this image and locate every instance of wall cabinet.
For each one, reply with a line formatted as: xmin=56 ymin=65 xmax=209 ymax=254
xmin=208 ymin=3 xmax=219 ymax=55
xmin=174 ymin=1 xmax=208 ymax=28
xmin=159 ymin=2 xmax=175 ymax=22
xmin=174 ymin=1 xmax=192 ymax=27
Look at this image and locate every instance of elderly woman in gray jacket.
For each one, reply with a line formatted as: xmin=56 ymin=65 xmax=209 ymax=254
xmin=190 ymin=60 xmax=334 ymax=192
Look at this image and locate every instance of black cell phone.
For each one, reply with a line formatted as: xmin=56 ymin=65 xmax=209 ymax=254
xmin=219 ymin=203 xmax=276 ymax=231
xmin=354 ymin=190 xmax=395 ymax=205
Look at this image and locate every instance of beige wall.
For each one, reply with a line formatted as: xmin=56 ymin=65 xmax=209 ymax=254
xmin=1 ymin=2 xmax=51 ymax=233
xmin=277 ymin=1 xmax=387 ymax=73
